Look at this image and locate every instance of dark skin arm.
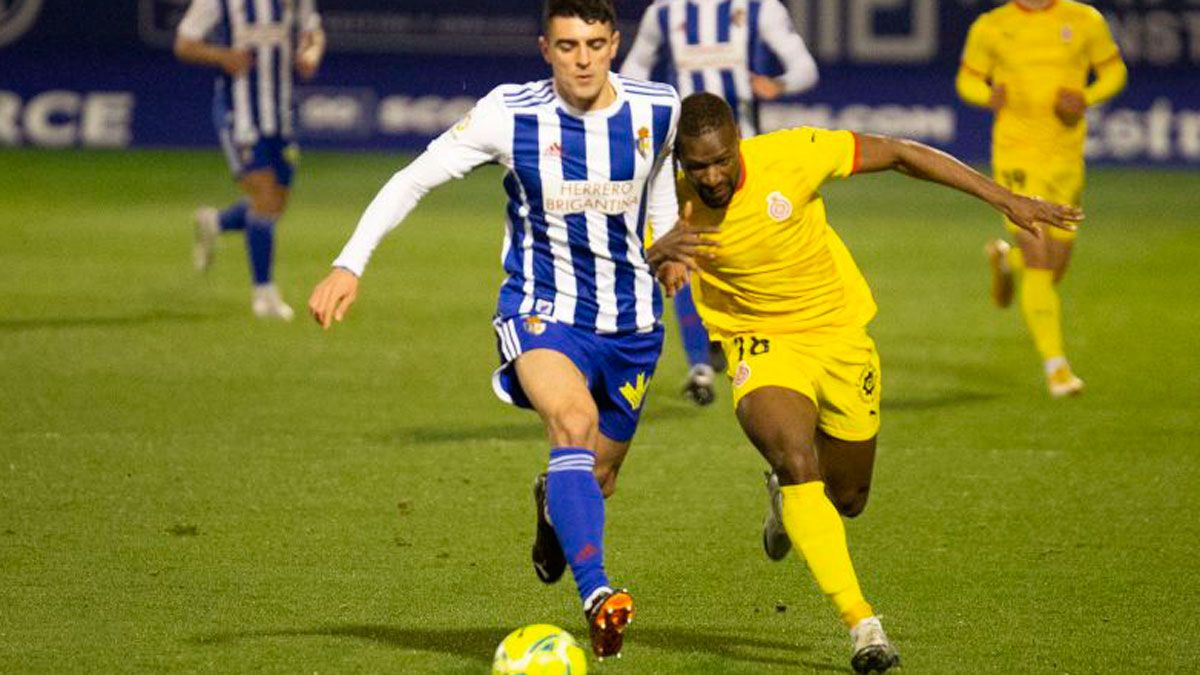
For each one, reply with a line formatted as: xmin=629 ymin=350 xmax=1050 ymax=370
xmin=855 ymin=134 xmax=1083 ymax=235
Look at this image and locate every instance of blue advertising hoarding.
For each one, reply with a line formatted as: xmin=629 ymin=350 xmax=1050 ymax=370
xmin=1 ymin=0 xmax=1197 ymax=164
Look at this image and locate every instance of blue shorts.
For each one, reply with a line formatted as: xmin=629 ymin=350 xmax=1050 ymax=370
xmin=219 ymin=131 xmax=297 ymax=188
xmin=492 ymin=315 xmax=664 ymax=443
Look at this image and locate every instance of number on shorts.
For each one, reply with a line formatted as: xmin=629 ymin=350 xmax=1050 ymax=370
xmin=732 ymin=336 xmax=771 ymax=361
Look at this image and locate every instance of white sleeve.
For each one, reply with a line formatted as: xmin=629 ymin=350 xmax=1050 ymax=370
xmin=619 ymin=5 xmax=664 ymax=80
xmin=299 ymin=0 xmax=322 ymax=32
xmin=176 ymin=0 xmax=222 ymax=41
xmin=645 ymin=103 xmax=680 ymax=240
xmin=758 ymin=0 xmax=819 ymax=94
xmin=331 ymin=93 xmax=508 ymax=276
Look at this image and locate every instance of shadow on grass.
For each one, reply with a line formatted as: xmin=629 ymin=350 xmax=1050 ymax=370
xmin=192 ymin=624 xmax=505 ymax=665
xmin=193 ymin=623 xmax=839 ymax=670
xmin=886 ymin=390 xmax=999 ymax=411
xmin=632 ymin=626 xmax=841 ymax=671
xmin=0 ymin=310 xmax=222 ymax=331
xmin=374 ymin=423 xmax=546 ymax=445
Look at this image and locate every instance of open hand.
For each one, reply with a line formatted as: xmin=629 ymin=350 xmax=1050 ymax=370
xmin=1002 ymin=194 xmax=1084 ymax=237
xmin=646 ymin=201 xmax=719 ymax=271
xmin=308 ymin=267 xmax=360 ymax=330
xmin=656 ymin=261 xmax=689 ymax=298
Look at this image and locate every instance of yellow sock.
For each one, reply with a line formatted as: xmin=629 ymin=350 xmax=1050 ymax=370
xmin=1006 ymin=243 xmax=1025 ymax=273
xmin=1019 ymin=269 xmax=1064 ymax=360
xmin=780 ymin=482 xmax=874 ymax=628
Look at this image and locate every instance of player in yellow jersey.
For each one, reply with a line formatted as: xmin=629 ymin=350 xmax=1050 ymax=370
xmin=956 ymin=0 xmax=1127 ymax=397
xmin=647 ymin=93 xmax=1082 ymax=674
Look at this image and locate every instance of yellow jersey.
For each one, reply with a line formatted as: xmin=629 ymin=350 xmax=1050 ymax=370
xmin=678 ymin=127 xmax=876 ymax=340
xmin=960 ymin=0 xmax=1122 ymax=164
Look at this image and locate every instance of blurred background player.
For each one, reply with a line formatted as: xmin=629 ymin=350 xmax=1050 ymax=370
xmin=620 ymin=0 xmax=818 ymax=405
xmin=649 ymin=93 xmax=1082 ymax=673
xmin=307 ymin=0 xmax=682 ymax=659
xmin=175 ymin=0 xmax=326 ymax=320
xmin=956 ymin=0 xmax=1126 ymax=397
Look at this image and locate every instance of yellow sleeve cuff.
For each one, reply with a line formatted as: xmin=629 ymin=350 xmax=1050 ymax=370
xmin=1084 ymin=56 xmax=1128 ymax=106
xmin=956 ymin=66 xmax=993 ymax=108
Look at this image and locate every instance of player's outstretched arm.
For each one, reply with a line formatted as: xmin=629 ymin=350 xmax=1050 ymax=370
xmin=854 ymin=134 xmax=1084 ymax=235
xmin=308 ymin=267 xmax=359 ymax=330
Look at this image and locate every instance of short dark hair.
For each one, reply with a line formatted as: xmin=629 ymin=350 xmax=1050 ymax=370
xmin=543 ymin=0 xmax=616 ymax=30
xmin=678 ymin=93 xmax=736 ymax=138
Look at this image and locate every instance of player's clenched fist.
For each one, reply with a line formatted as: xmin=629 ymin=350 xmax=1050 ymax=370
xmin=308 ymin=267 xmax=359 ymax=329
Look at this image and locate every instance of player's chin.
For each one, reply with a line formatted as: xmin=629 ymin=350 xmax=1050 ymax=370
xmin=698 ymin=189 xmax=731 ymax=209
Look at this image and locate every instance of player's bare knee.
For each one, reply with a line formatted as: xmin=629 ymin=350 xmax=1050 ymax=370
xmin=546 ymin=407 xmax=598 ymax=447
xmin=831 ymin=485 xmax=870 ymax=518
xmin=772 ymin=450 xmax=821 ymax=486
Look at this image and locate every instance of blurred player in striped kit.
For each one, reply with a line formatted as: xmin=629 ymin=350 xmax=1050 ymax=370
xmin=308 ymin=0 xmax=683 ymax=659
xmin=175 ymin=0 xmax=325 ymax=320
xmin=620 ymin=0 xmax=818 ymax=405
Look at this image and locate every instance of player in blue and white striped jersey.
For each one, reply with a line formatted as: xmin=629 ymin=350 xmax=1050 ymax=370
xmin=620 ymin=0 xmax=819 ymax=405
xmin=175 ymin=0 xmax=325 ymax=319
xmin=308 ymin=0 xmax=681 ymax=659
xmin=621 ymin=0 xmax=818 ymax=137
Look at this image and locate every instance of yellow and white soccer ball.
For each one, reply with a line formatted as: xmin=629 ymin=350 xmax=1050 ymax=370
xmin=492 ymin=624 xmax=587 ymax=675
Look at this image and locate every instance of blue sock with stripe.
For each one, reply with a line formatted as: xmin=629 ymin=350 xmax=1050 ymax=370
xmin=245 ymin=212 xmax=276 ymax=285
xmin=674 ymin=284 xmax=712 ymax=368
xmin=219 ymin=200 xmax=249 ymax=232
xmin=546 ymin=447 xmax=609 ymax=605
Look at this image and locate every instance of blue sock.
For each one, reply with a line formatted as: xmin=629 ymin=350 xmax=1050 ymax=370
xmin=245 ymin=212 xmax=276 ymax=285
xmin=546 ymin=447 xmax=609 ymax=606
xmin=674 ymin=283 xmax=711 ymax=368
xmin=219 ymin=200 xmax=249 ymax=232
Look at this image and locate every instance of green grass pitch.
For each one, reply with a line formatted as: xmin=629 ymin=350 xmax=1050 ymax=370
xmin=1 ymin=148 xmax=1198 ymax=673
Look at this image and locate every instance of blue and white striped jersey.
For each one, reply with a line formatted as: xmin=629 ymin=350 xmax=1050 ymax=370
xmin=621 ymin=0 xmax=818 ymax=137
xmin=177 ymin=0 xmax=321 ymax=145
xmin=333 ymin=75 xmax=681 ymax=335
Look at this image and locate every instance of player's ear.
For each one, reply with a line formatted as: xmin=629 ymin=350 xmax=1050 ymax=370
xmin=610 ymin=29 xmax=621 ymax=55
xmin=538 ymin=35 xmax=551 ymax=64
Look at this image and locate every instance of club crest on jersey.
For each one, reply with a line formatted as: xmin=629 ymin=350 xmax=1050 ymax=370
xmin=766 ymin=191 xmax=793 ymax=222
xmin=523 ymin=315 xmax=548 ymax=336
xmin=636 ymin=127 xmax=651 ymax=159
xmin=1061 ymin=24 xmax=1073 ymax=42
xmin=733 ymin=362 xmax=752 ymax=388
xmin=731 ymin=8 xmax=746 ymax=27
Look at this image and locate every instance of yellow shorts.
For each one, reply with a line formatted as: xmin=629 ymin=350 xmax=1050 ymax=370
xmin=994 ymin=161 xmax=1084 ymax=242
xmin=720 ymin=330 xmax=881 ymax=442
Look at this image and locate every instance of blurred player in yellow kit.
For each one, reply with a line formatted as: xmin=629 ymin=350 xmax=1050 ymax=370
xmin=956 ymin=0 xmax=1127 ymax=397
xmin=648 ymin=93 xmax=1082 ymax=674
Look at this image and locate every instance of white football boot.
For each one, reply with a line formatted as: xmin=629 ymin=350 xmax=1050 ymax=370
xmin=252 ymin=284 xmax=295 ymax=321
xmin=849 ymin=616 xmax=900 ymax=674
xmin=762 ymin=471 xmax=792 ymax=561
xmin=1046 ymin=358 xmax=1085 ymax=398
xmin=193 ymin=206 xmax=220 ymax=272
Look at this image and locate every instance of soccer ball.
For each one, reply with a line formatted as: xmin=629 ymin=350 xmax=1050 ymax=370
xmin=492 ymin=624 xmax=588 ymax=675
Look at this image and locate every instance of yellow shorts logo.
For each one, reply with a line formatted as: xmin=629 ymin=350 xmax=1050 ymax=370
xmin=619 ymin=372 xmax=649 ymax=410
